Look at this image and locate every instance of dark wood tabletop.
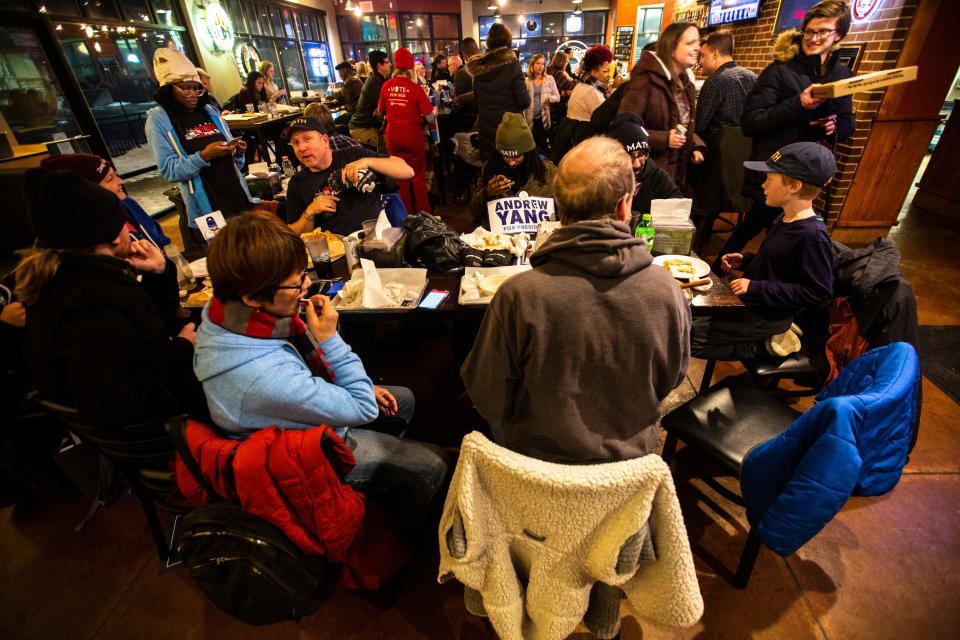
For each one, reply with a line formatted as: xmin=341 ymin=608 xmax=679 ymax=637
xmin=224 ymin=111 xmax=302 ymax=132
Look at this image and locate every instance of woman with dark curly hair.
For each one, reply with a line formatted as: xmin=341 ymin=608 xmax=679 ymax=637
xmin=550 ymin=44 xmax=614 ymax=165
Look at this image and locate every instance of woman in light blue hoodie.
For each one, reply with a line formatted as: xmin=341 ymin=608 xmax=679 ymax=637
xmin=193 ymin=213 xmax=447 ymax=521
xmin=145 ymin=48 xmax=257 ymax=239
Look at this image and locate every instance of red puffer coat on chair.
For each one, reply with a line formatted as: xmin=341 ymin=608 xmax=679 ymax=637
xmin=175 ymin=420 xmax=409 ymax=589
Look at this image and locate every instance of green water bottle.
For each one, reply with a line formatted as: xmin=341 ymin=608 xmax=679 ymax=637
xmin=635 ymin=213 xmax=655 ymax=253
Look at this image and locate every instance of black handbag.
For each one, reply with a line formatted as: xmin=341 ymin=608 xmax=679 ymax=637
xmin=174 ymin=501 xmax=340 ymax=625
xmin=169 ymin=422 xmax=340 ymax=625
xmin=402 ymin=212 xmax=466 ymax=273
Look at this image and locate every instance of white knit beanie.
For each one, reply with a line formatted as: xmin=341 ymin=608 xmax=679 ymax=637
xmin=153 ymin=47 xmax=200 ymax=86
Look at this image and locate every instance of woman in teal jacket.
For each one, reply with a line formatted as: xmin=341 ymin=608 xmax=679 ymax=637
xmin=145 ymin=48 xmax=257 ymax=239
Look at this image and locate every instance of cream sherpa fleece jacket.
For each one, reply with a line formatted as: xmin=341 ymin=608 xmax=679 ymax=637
xmin=438 ymin=432 xmax=703 ymax=640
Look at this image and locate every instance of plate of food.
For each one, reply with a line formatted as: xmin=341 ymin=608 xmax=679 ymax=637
xmin=652 ymin=255 xmax=711 ymax=280
xmin=459 ymin=266 xmax=531 ymax=304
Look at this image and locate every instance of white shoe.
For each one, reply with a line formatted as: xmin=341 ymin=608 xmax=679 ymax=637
xmin=766 ymin=328 xmax=802 ymax=357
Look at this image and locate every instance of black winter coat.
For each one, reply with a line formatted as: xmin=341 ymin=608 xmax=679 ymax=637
xmin=742 ymin=30 xmax=855 ymax=198
xmin=467 ymin=47 xmax=531 ymax=161
xmin=23 ymin=254 xmax=204 ymax=429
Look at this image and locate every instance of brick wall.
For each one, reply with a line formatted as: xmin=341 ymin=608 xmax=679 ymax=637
xmin=680 ymin=0 xmax=918 ymax=227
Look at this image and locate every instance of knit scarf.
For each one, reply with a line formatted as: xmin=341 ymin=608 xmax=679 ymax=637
xmin=579 ymin=72 xmax=611 ymax=99
xmin=207 ymin=297 xmax=333 ymax=382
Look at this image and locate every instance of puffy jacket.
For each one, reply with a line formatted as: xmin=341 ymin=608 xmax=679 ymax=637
xmin=467 ymin=47 xmax=531 ymax=161
xmin=175 ymin=420 xmax=408 ymax=589
xmin=741 ymin=30 xmax=855 ymax=198
xmin=145 ymin=104 xmax=257 ymax=228
xmin=740 ymin=342 xmax=920 ymax=556
xmin=618 ymin=51 xmax=705 ymax=188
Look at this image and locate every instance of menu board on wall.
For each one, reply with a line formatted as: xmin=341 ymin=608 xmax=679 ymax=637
xmin=614 ymin=26 xmax=635 ymax=59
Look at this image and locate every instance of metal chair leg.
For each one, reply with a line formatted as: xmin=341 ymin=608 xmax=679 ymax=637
xmin=661 ymin=432 xmax=679 ymax=465
xmin=131 ymin=483 xmax=170 ymax=563
xmin=699 ymin=359 xmax=717 ymax=395
xmin=733 ymin=528 xmax=762 ymax=589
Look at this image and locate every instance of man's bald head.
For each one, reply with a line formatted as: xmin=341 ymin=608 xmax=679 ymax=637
xmin=449 ymin=55 xmax=463 ymax=74
xmin=554 ymin=136 xmax=635 ymax=225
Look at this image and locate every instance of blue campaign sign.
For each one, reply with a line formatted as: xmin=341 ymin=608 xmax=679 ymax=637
xmin=487 ymin=192 xmax=556 ymax=235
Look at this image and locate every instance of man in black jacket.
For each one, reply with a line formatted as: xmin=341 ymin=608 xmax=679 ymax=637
xmin=718 ymin=0 xmax=854 ymax=258
xmin=18 ymin=170 xmax=204 ymax=429
xmin=609 ymin=112 xmax=682 ymax=231
xmin=348 ymin=50 xmax=391 ymax=152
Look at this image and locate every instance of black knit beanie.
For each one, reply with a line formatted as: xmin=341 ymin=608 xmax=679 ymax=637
xmin=24 ymin=168 xmax=126 ymax=249
xmin=609 ymin=112 xmax=651 ymax=155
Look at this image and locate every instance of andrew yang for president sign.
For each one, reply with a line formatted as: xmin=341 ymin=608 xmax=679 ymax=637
xmin=487 ymin=192 xmax=556 ymax=235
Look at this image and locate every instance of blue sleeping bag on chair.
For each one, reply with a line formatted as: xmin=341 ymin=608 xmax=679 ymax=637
xmin=740 ymin=342 xmax=920 ymax=556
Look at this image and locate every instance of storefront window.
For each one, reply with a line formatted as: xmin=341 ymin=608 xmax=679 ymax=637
xmin=55 ymin=22 xmax=189 ymax=175
xmin=116 ymin=0 xmax=152 ymax=24
xmin=151 ymin=0 xmax=181 ymax=27
xmin=84 ymin=1 xmax=121 ymax=21
xmin=39 ymin=0 xmax=81 ymax=17
xmin=479 ymin=11 xmax=606 ymax=71
xmin=0 ymin=26 xmax=82 ymax=147
xmin=402 ymin=15 xmax=431 ymax=41
xmin=341 ymin=13 xmax=459 ymax=67
xmin=224 ymin=1 xmax=333 ymax=93
xmin=301 ymin=42 xmax=332 ymax=91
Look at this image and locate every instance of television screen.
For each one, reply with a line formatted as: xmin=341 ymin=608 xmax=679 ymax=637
xmin=708 ymin=0 xmax=762 ymax=26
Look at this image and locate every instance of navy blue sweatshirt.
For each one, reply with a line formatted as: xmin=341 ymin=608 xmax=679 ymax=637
xmin=740 ymin=213 xmax=833 ymax=320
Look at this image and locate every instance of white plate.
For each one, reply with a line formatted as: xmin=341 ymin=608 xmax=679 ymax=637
xmin=652 ymin=255 xmax=711 ymax=279
xmin=458 ymin=265 xmax=531 ymax=305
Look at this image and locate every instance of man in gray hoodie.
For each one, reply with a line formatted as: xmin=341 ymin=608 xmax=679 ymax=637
xmin=461 ymin=136 xmax=691 ymax=464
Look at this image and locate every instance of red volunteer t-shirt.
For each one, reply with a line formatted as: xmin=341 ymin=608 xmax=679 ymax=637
xmin=378 ymin=76 xmax=433 ymax=127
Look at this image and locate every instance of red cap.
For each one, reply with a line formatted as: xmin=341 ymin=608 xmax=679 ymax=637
xmin=394 ymin=48 xmax=415 ymax=70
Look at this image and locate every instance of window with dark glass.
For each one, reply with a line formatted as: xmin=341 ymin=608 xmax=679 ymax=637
xmin=48 ymin=1 xmax=196 ymax=183
xmin=340 ymin=12 xmax=459 ymax=67
xmin=476 ymin=11 xmax=606 ymax=71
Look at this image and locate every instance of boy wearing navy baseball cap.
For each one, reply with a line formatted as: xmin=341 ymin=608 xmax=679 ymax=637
xmin=692 ymin=141 xmax=836 ymax=360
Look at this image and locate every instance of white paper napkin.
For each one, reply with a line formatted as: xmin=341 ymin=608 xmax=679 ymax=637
xmin=360 ymin=259 xmax=396 ymax=307
xmin=374 ymin=210 xmax=391 ymax=240
xmin=650 ymin=198 xmax=693 ymax=224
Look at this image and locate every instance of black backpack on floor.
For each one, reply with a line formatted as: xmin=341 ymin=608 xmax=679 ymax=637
xmin=166 ymin=419 xmax=340 ymax=625
xmin=174 ymin=501 xmax=340 ymax=625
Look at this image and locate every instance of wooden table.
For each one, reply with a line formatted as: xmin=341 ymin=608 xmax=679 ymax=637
xmin=182 ymin=258 xmax=744 ymax=317
xmin=224 ymin=111 xmax=302 ymax=163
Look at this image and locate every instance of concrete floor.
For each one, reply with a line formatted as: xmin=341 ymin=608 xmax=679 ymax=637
xmin=1 ymin=195 xmax=958 ymax=639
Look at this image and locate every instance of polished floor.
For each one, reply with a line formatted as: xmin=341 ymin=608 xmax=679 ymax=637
xmin=1 ymin=193 xmax=958 ymax=639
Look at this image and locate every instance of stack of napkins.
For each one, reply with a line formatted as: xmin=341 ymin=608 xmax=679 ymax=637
xmin=650 ymin=198 xmax=693 ymax=226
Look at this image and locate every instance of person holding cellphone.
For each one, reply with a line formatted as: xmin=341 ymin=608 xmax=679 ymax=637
xmin=194 ymin=213 xmax=447 ymax=521
xmin=145 ymin=48 xmax=258 ymax=244
xmin=471 ymin=112 xmax=556 ymax=227
xmin=16 ymin=170 xmax=204 ymax=430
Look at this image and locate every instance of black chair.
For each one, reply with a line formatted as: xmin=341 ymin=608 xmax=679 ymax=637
xmin=663 ymin=343 xmax=920 ymax=589
xmin=697 ymin=305 xmax=831 ymax=397
xmin=661 ymin=377 xmax=802 ymax=588
xmin=36 ymin=399 xmax=190 ymax=563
